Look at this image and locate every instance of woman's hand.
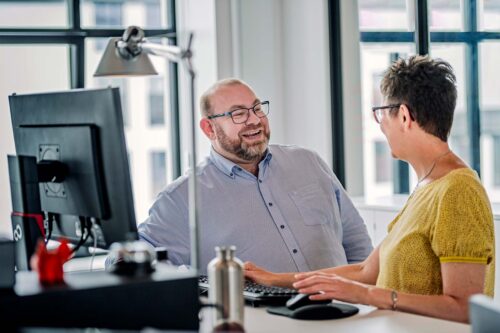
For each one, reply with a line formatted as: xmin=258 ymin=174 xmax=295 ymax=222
xmin=243 ymin=262 xmax=295 ymax=288
xmin=293 ymin=271 xmax=371 ymax=305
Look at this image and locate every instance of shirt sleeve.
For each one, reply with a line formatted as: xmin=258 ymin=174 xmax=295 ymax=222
xmin=431 ymin=179 xmax=494 ymax=265
xmin=137 ymin=187 xmax=191 ymax=266
xmin=314 ymin=153 xmax=374 ymax=263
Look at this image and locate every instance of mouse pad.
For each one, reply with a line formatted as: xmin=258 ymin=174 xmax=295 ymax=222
xmin=267 ymin=303 xmax=359 ymax=320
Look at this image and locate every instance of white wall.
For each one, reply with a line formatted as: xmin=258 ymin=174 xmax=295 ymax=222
xmin=341 ymin=0 xmax=365 ymax=195
xmin=177 ymin=0 xmax=335 ymax=171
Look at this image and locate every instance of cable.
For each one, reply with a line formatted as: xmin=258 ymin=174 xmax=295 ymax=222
xmin=89 ymin=222 xmax=98 ymax=272
xmin=71 ymin=217 xmax=91 ymax=255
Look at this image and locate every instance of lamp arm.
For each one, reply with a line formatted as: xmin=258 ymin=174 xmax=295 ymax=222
xmin=140 ymin=42 xmax=183 ymax=63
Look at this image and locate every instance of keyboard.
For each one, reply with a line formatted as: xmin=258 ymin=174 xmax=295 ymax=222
xmin=198 ymin=275 xmax=298 ymax=307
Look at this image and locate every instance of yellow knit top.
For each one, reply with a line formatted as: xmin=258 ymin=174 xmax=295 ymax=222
xmin=377 ymin=168 xmax=495 ymax=296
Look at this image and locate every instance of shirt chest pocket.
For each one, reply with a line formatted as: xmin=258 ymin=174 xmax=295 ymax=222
xmin=289 ymin=183 xmax=334 ymax=226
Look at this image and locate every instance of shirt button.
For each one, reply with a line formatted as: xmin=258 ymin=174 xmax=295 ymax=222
xmin=259 ymin=179 xmax=263 ymax=183
xmin=280 ymin=225 xmax=285 ymax=229
xmin=292 ymin=249 xmax=298 ymax=254
xmin=230 ymin=173 xmax=233 ymax=176
xmin=237 ymin=167 xmax=242 ymax=171
xmin=268 ymin=202 xmax=273 ymax=207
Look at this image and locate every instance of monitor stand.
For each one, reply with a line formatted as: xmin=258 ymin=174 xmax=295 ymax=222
xmin=0 ymin=263 xmax=200 ymax=330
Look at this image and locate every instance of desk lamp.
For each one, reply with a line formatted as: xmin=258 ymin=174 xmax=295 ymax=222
xmin=94 ymin=26 xmax=200 ymax=272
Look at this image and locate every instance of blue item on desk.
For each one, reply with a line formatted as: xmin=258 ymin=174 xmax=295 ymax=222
xmin=267 ymin=293 xmax=359 ymax=320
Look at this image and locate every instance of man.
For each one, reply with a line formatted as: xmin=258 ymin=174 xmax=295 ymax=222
xmin=138 ymin=78 xmax=372 ymax=272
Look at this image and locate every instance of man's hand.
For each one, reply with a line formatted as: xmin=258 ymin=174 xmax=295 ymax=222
xmin=243 ymin=261 xmax=278 ymax=286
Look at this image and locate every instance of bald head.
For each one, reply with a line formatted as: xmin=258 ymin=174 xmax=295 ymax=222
xmin=199 ymin=78 xmax=254 ymax=117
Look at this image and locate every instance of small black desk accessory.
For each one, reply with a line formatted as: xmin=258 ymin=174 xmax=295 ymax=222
xmin=266 ymin=293 xmax=359 ymax=320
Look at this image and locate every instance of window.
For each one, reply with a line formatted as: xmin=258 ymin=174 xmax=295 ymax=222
xmin=375 ymin=141 xmax=392 ymax=183
xmin=494 ymin=136 xmax=500 ymax=187
xmin=0 ymin=0 xmax=178 ymax=232
xmin=149 ymin=77 xmax=165 ymax=126
xmin=357 ymin=0 xmax=500 ymax=202
xmin=150 ymin=151 xmax=167 ymax=199
xmin=93 ymin=1 xmax=123 ymax=51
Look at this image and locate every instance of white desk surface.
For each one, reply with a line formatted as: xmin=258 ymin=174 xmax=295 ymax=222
xmin=201 ymin=303 xmax=470 ymax=333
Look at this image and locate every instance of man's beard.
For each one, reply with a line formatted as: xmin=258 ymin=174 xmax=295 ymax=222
xmin=213 ymin=123 xmax=271 ymax=161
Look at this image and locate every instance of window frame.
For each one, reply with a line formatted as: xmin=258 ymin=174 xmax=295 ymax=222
xmin=0 ymin=0 xmax=181 ymax=179
xmin=353 ymin=0 xmax=497 ymax=195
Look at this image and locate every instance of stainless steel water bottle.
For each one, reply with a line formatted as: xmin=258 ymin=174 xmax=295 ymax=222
xmin=207 ymin=246 xmax=244 ymax=331
xmin=226 ymin=246 xmax=244 ymax=326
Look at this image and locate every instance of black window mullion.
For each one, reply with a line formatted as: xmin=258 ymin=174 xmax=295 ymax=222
xmin=464 ymin=0 xmax=481 ymax=174
xmin=69 ymin=39 xmax=85 ymax=89
xmin=68 ymin=0 xmax=81 ymax=30
xmin=415 ymin=0 xmax=430 ymax=55
xmin=327 ymin=0 xmax=345 ymax=185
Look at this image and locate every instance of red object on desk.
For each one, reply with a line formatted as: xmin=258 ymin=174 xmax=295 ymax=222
xmin=31 ymin=239 xmax=72 ymax=285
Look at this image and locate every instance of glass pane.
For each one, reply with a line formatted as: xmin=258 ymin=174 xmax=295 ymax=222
xmin=429 ymin=0 xmax=464 ymax=31
xmin=0 ymin=0 xmax=68 ymax=28
xmin=479 ymin=42 xmax=500 ymax=202
xmin=150 ymin=151 xmax=167 ymax=199
xmin=0 ymin=45 xmax=70 ymax=236
xmin=358 ymin=0 xmax=412 ymax=31
xmin=149 ymin=77 xmax=166 ymax=126
xmin=479 ymin=0 xmax=500 ymax=31
xmin=81 ymin=0 xmax=170 ymax=29
xmin=86 ymin=38 xmax=172 ymax=223
xmin=360 ymin=43 xmax=415 ymax=197
xmin=430 ymin=43 xmax=468 ymax=162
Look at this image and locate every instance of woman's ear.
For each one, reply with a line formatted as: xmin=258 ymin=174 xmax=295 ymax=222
xmin=400 ymin=104 xmax=413 ymax=129
xmin=200 ymin=118 xmax=216 ymax=140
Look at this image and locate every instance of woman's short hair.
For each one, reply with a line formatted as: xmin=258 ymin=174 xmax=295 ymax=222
xmin=380 ymin=55 xmax=457 ymax=142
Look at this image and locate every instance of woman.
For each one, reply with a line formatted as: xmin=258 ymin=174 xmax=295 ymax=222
xmin=244 ymin=55 xmax=495 ymax=323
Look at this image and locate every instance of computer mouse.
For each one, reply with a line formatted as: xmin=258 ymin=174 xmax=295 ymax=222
xmin=286 ymin=293 xmax=331 ymax=310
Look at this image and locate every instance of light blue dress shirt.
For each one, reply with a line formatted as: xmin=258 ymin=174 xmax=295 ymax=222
xmin=138 ymin=144 xmax=373 ymax=273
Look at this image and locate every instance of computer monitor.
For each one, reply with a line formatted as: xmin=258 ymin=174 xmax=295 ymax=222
xmin=9 ymin=88 xmax=137 ymax=252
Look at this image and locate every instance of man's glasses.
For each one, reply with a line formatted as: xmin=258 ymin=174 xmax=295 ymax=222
xmin=207 ymin=101 xmax=270 ymax=124
xmin=371 ymin=104 xmax=401 ymax=124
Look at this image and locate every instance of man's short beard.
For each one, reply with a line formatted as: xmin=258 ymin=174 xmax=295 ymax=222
xmin=213 ymin=123 xmax=270 ymax=161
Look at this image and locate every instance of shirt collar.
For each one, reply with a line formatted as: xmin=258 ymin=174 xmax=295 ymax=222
xmin=209 ymin=146 xmax=273 ymax=179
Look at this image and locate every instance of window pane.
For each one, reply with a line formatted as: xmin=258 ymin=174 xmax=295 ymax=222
xmin=429 ymin=0 xmax=464 ymax=31
xmin=479 ymin=0 xmax=500 ymax=31
xmin=149 ymin=77 xmax=165 ymax=126
xmin=479 ymin=42 xmax=500 ymax=201
xmin=150 ymin=151 xmax=167 ymax=199
xmin=358 ymin=0 xmax=412 ymax=31
xmin=86 ymin=38 xmax=172 ymax=223
xmin=430 ymin=44 xmax=468 ymax=168
xmin=375 ymin=141 xmax=392 ymax=182
xmin=0 ymin=0 xmax=68 ymax=28
xmin=360 ymin=43 xmax=415 ymax=197
xmin=81 ymin=0 xmax=170 ymax=29
xmin=0 ymin=45 xmax=70 ymax=236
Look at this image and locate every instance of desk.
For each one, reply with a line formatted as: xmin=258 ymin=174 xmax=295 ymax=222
xmin=200 ymin=303 xmax=471 ymax=333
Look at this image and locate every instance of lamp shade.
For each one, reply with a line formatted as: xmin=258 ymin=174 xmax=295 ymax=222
xmin=94 ymin=38 xmax=158 ymax=77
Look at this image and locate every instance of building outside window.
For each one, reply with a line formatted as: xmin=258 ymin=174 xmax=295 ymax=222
xmin=150 ymin=151 xmax=167 ymax=200
xmin=0 ymin=0 xmax=178 ymax=236
xmin=358 ymin=0 xmax=500 ymax=203
xmin=374 ymin=141 xmax=392 ymax=183
xmin=149 ymin=77 xmax=165 ymax=126
xmin=494 ymin=136 xmax=500 ymax=187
